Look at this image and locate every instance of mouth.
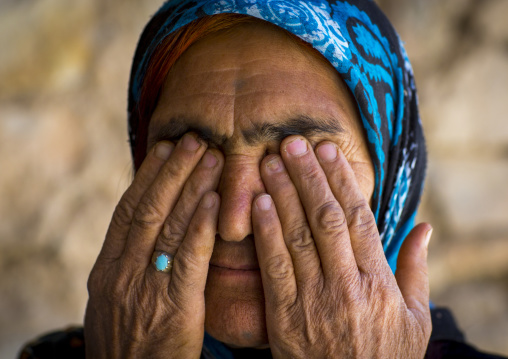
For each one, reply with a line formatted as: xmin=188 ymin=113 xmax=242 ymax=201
xmin=209 ymin=235 xmax=260 ymax=271
xmin=208 ymin=264 xmax=261 ymax=284
xmin=209 ymin=263 xmax=260 ymax=271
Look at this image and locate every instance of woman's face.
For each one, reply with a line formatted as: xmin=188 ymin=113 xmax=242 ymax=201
xmin=148 ymin=22 xmax=375 ymax=347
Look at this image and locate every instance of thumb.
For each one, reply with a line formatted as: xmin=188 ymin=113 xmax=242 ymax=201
xmin=395 ymin=223 xmax=432 ymax=324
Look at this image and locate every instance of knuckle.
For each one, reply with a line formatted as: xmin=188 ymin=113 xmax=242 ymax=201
xmin=315 ymin=201 xmax=348 ymax=234
xmin=132 ymin=196 xmax=165 ymax=229
xmin=159 ymin=216 xmax=187 ymax=247
xmin=168 ymin=211 xmax=189 ymax=233
xmin=112 ymin=196 xmax=137 ymax=227
xmin=347 ymin=200 xmax=376 ymax=232
xmin=285 ymin=223 xmax=313 ymax=251
xmin=346 ymin=200 xmax=380 ymax=250
xmin=160 ymin=158 xmax=188 ymax=181
xmin=265 ymin=253 xmax=294 ymax=282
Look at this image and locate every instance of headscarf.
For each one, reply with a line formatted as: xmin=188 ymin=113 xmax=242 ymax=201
xmin=127 ymin=0 xmax=426 ymax=275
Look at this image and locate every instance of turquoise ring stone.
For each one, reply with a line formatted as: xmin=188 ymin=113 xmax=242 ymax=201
xmin=151 ymin=251 xmax=174 ymax=273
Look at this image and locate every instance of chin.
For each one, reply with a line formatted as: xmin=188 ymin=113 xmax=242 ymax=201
xmin=204 ymin=266 xmax=268 ymax=347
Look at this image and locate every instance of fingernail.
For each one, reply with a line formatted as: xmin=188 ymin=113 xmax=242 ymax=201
xmin=154 ymin=142 xmax=173 ymax=160
xmin=317 ymin=143 xmax=337 ymax=162
xmin=266 ymin=156 xmax=283 ymax=173
xmin=425 ymin=228 xmax=433 ymax=248
xmin=285 ymin=138 xmax=307 ymax=156
xmin=181 ymin=133 xmax=201 ymax=151
xmin=256 ymin=194 xmax=272 ymax=211
xmin=202 ymin=151 xmax=218 ymax=168
xmin=200 ymin=192 xmax=216 ymax=209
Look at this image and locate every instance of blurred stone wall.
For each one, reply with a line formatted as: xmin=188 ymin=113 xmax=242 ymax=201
xmin=0 ymin=0 xmax=507 ymax=357
xmin=377 ymin=0 xmax=508 ymax=354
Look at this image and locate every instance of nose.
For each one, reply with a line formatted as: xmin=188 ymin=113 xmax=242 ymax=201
xmin=217 ymin=155 xmax=266 ymax=242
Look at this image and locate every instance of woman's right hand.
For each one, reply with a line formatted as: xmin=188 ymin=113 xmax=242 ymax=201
xmin=84 ymin=133 xmax=224 ymax=359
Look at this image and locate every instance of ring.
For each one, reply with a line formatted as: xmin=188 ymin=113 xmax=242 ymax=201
xmin=151 ymin=251 xmax=174 ymax=273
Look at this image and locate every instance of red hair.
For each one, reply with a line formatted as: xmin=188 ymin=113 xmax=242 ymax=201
xmin=135 ymin=13 xmax=324 ymax=169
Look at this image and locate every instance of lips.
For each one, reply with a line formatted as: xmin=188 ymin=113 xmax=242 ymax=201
xmin=209 ymin=262 xmax=260 ymax=271
xmin=209 ymin=235 xmax=260 ymax=271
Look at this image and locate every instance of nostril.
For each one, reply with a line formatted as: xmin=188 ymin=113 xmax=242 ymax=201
xmin=217 ymin=207 xmax=253 ymax=242
xmin=218 ymin=225 xmax=253 ymax=242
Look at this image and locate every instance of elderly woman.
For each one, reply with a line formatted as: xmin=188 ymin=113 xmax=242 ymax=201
xmin=20 ymin=1 xmax=508 ymax=358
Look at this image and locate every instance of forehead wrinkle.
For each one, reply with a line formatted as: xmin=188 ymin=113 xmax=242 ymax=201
xmin=176 ymin=67 xmax=241 ymax=78
xmin=233 ymin=69 xmax=334 ymax=89
xmin=170 ymin=91 xmax=236 ymax=100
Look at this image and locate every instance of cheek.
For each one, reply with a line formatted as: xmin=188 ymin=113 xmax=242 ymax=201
xmin=340 ymin=104 xmax=375 ymax=205
xmin=336 ymin=136 xmax=375 ymax=206
xmin=349 ymin=160 xmax=375 ymax=206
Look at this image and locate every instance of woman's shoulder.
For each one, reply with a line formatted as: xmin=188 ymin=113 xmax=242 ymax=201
xmin=18 ymin=309 xmax=507 ymax=359
xmin=19 ymin=326 xmax=85 ymax=359
xmin=425 ymin=308 xmax=506 ymax=359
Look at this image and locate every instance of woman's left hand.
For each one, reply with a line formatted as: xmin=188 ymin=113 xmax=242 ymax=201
xmin=252 ymin=136 xmax=432 ymax=359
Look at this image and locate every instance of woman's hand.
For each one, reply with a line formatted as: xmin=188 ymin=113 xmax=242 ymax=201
xmin=84 ymin=133 xmax=223 ymax=359
xmin=252 ymin=136 xmax=432 ymax=359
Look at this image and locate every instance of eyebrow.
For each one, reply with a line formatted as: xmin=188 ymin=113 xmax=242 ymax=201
xmin=149 ymin=115 xmax=344 ymax=149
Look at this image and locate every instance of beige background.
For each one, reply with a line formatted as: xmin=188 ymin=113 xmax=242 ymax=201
xmin=1 ymin=0 xmax=507 ymax=357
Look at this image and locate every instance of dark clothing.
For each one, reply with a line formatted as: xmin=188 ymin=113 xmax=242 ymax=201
xmin=424 ymin=308 xmax=506 ymax=359
xmin=19 ymin=307 xmax=507 ymax=359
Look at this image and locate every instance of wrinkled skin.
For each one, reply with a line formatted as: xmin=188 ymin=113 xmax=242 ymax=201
xmin=85 ymin=22 xmax=432 ymax=358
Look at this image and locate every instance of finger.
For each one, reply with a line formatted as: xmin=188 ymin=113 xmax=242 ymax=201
xmin=316 ymin=141 xmax=385 ymax=274
xmin=280 ymin=136 xmax=357 ymax=278
xmin=395 ymin=223 xmax=432 ymax=332
xmin=167 ymin=191 xmax=219 ymax=308
xmin=154 ymin=148 xmax=224 ymax=256
xmin=260 ymin=154 xmax=322 ymax=285
xmin=252 ymin=194 xmax=298 ymax=308
xmin=122 ymin=133 xmax=207 ymax=270
xmin=99 ymin=141 xmax=174 ymax=262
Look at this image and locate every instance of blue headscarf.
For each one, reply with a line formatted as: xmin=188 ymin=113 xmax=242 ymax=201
xmin=128 ymin=0 xmax=426 ymax=278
